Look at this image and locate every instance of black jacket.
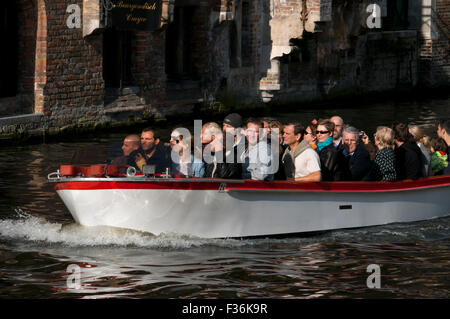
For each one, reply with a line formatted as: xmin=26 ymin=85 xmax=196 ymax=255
xmin=274 ymin=144 xmax=287 ymax=180
xmin=318 ymin=144 xmax=341 ymax=181
xmin=394 ymin=141 xmax=423 ymax=180
xmin=142 ymin=144 xmax=171 ymax=174
xmin=204 ymin=148 xmax=242 ymax=179
xmin=339 ymin=143 xmax=372 ymax=181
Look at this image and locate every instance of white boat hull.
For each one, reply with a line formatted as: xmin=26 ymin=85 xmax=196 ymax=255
xmin=53 ymin=176 xmax=450 ymax=238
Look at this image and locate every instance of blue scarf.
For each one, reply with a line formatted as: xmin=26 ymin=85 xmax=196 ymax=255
xmin=316 ymin=137 xmax=333 ymax=153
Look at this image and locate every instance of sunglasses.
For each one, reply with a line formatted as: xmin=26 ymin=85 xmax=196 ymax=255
xmin=304 ymin=132 xmax=314 ymax=135
xmin=316 ymin=130 xmax=330 ymax=135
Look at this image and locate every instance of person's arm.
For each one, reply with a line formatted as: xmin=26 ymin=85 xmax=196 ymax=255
xmin=295 ymin=171 xmax=321 ymax=182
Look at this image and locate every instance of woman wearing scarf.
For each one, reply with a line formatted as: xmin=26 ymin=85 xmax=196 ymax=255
xmin=316 ymin=119 xmax=342 ymax=181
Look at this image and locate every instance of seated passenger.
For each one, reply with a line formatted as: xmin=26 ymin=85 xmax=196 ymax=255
xmin=392 ymin=123 xmax=423 ymax=180
xmin=140 ymin=127 xmax=171 ymax=174
xmin=430 ymin=137 xmax=448 ymax=176
xmin=282 ymin=122 xmax=321 ymax=182
xmin=315 ymin=119 xmax=341 ymax=181
xmin=360 ymin=131 xmax=377 ymax=161
xmin=111 ymin=134 xmax=141 ymax=172
xmin=241 ymin=118 xmax=274 ymax=181
xmin=436 ymin=119 xmax=450 ymax=175
xmin=190 ymin=136 xmax=205 ymax=177
xmin=201 ymin=122 xmax=227 ymax=178
xmin=304 ymin=121 xmax=318 ymax=150
xmin=268 ymin=120 xmax=286 ymax=180
xmin=169 ymin=129 xmax=191 ymax=177
xmin=261 ymin=117 xmax=276 ymax=139
xmin=222 ymin=113 xmax=245 ymax=179
xmin=368 ymin=126 xmax=397 ymax=181
xmin=338 ymin=126 xmax=372 ymax=181
xmin=409 ymin=125 xmax=432 ymax=177
xmin=330 ymin=115 xmax=344 ymax=151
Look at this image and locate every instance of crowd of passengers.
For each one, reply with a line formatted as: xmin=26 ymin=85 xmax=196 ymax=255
xmin=110 ymin=114 xmax=450 ymax=181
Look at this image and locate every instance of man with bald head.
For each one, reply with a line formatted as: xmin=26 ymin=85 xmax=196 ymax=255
xmin=111 ymin=134 xmax=142 ymax=170
xmin=330 ymin=115 xmax=344 ymax=150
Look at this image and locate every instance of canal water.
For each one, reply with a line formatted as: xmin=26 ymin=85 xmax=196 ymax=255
xmin=0 ymin=97 xmax=449 ymax=299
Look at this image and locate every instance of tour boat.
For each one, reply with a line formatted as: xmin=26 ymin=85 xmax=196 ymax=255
xmin=48 ymin=164 xmax=450 ymax=239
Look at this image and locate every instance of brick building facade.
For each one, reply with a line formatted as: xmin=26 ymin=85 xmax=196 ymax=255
xmin=0 ymin=0 xmax=449 ymax=137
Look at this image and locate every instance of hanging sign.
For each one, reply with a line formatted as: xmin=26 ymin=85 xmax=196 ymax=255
xmin=111 ymin=0 xmax=161 ymax=31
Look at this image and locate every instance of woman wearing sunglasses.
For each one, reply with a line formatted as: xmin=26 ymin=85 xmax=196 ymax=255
xmin=315 ymin=119 xmax=342 ymax=181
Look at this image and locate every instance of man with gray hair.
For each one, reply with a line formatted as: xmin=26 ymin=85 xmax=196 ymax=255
xmin=338 ymin=126 xmax=372 ymax=181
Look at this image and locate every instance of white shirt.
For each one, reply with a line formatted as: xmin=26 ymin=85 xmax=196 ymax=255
xmin=294 ymin=148 xmax=321 ymax=178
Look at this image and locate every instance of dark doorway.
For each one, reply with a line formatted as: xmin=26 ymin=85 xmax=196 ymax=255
xmin=165 ymin=6 xmax=197 ymax=81
xmin=0 ymin=1 xmax=18 ymax=98
xmin=385 ymin=0 xmax=409 ymax=30
xmin=103 ymin=28 xmax=133 ymax=88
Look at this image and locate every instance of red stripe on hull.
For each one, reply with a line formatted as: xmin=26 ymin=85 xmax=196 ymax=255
xmin=53 ymin=176 xmax=450 ymax=192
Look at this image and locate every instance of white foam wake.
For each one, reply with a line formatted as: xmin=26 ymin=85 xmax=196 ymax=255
xmin=0 ymin=212 xmax=254 ymax=249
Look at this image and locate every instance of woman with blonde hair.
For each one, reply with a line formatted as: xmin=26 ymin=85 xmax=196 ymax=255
xmin=409 ymin=125 xmax=431 ymax=176
xmin=369 ymin=126 xmax=397 ymax=181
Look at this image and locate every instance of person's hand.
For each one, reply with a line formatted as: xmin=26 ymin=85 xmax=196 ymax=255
xmin=135 ymin=153 xmax=146 ymax=171
xmin=361 ymin=132 xmax=370 ymax=145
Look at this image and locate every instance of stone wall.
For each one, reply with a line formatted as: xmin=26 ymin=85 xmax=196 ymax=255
xmin=255 ymin=0 xmax=422 ymax=102
xmin=426 ymin=0 xmax=449 ymax=85
xmin=1 ymin=0 xmax=449 ymax=140
xmin=432 ymin=0 xmax=450 ymax=84
xmin=44 ymin=0 xmax=105 ymax=128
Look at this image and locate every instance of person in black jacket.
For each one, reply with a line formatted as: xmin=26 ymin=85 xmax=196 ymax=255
xmin=338 ymin=126 xmax=372 ymax=181
xmin=202 ymin=121 xmax=242 ymax=179
xmin=110 ymin=134 xmax=142 ymax=173
xmin=222 ymin=113 xmax=244 ymax=179
xmin=315 ymin=119 xmax=341 ymax=181
xmin=330 ymin=115 xmax=345 ymax=151
xmin=140 ymin=127 xmax=171 ymax=174
xmin=392 ymin=122 xmax=423 ymax=180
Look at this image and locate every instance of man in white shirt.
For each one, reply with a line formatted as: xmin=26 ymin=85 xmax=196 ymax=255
xmin=282 ymin=122 xmax=321 ymax=182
